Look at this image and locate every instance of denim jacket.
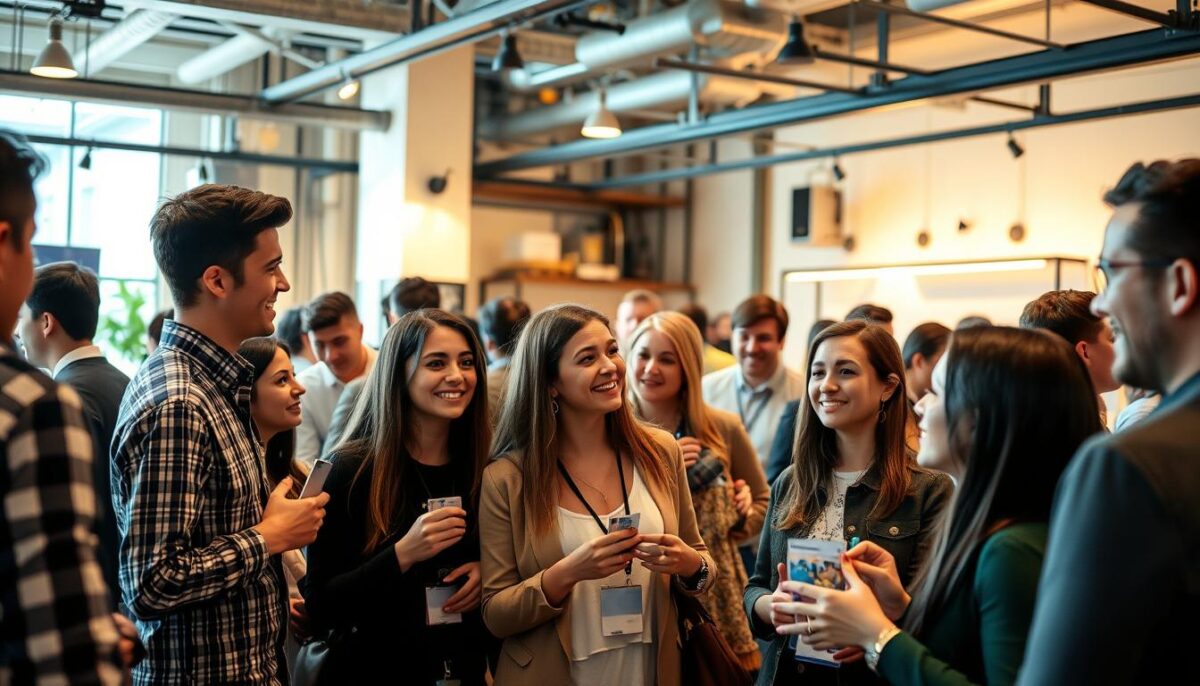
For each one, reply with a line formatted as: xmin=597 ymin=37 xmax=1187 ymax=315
xmin=744 ymin=464 xmax=954 ymax=686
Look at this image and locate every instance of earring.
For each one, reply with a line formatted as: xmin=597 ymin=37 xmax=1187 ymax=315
xmin=552 ymin=398 xmax=560 ymax=415
xmin=877 ymin=399 xmax=887 ymax=424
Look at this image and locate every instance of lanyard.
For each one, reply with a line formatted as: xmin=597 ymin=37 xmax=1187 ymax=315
xmin=557 ymin=452 xmax=630 ymax=534
xmin=736 ymin=385 xmax=774 ymax=433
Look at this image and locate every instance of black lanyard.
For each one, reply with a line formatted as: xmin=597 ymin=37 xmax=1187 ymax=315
xmin=557 ymin=452 xmax=630 ymax=534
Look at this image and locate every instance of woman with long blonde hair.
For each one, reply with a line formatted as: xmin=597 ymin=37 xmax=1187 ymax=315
xmin=625 ymin=311 xmax=769 ymax=670
xmin=480 ymin=304 xmax=715 ymax=685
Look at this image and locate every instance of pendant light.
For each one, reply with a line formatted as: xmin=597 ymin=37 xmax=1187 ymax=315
xmin=31 ymin=17 xmax=78 ymax=79
xmin=581 ymin=88 xmax=621 ymax=139
xmin=775 ymin=17 xmax=815 ymax=65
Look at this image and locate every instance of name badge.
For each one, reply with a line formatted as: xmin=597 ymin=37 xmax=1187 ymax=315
xmin=600 ymin=584 xmax=643 ymax=637
xmin=425 ymin=586 xmax=463 ymax=626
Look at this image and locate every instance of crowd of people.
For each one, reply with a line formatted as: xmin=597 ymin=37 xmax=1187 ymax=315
xmin=1 ymin=125 xmax=1197 ymax=686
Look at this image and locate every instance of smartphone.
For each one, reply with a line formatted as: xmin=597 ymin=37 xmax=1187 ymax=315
xmin=299 ymin=459 xmax=333 ymax=498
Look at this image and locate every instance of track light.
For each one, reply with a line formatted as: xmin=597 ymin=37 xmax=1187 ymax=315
xmin=336 ymin=78 xmax=360 ymax=101
xmin=31 ymin=17 xmax=78 ymax=79
xmin=492 ymin=32 xmax=524 ymax=72
xmin=832 ymin=158 xmax=845 ymax=181
xmin=78 ymin=147 xmax=92 ymax=170
xmin=197 ymin=159 xmax=209 ymax=183
xmin=581 ymin=89 xmax=622 ymax=139
xmin=1006 ymin=132 xmax=1024 ymax=159
xmin=775 ymin=17 xmax=815 ymax=65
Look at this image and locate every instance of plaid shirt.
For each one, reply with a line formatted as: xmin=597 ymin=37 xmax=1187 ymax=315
xmin=1 ymin=344 xmax=121 ymax=685
xmin=111 ymin=321 xmax=284 ymax=685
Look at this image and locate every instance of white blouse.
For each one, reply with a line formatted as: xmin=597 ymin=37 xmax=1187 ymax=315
xmin=808 ymin=469 xmax=867 ymax=542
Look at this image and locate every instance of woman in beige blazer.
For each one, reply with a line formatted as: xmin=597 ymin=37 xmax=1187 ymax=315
xmin=480 ymin=304 xmax=716 ymax=685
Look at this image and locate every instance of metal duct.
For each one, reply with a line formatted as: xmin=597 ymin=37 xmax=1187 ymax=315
xmin=906 ymin=0 xmax=976 ymax=12
xmin=178 ymin=28 xmax=287 ymax=85
xmin=503 ymin=0 xmax=785 ymax=92
xmin=480 ymin=70 xmax=764 ymax=140
xmin=82 ymin=10 xmax=176 ymax=75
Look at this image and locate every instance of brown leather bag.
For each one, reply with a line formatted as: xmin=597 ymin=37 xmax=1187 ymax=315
xmin=676 ymin=589 xmax=754 ymax=686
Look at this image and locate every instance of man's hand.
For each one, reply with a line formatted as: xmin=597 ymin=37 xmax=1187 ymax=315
xmin=256 ymin=478 xmax=330 ymax=554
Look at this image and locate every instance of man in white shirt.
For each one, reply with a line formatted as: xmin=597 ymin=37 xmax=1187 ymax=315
xmin=615 ymin=289 xmax=662 ymax=349
xmin=702 ymin=294 xmax=805 ymax=468
xmin=295 ymin=291 xmax=377 ymax=465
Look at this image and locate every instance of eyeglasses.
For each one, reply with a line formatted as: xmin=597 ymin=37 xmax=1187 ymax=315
xmin=1092 ymin=257 xmax=1176 ymax=293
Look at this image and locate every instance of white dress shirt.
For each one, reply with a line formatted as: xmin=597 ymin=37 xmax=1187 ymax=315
xmin=52 ymin=344 xmax=105 ymax=378
xmin=295 ymin=346 xmax=377 ymax=466
xmin=701 ymin=361 xmax=806 ymax=467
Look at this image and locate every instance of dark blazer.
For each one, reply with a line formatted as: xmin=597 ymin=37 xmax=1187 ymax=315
xmin=1018 ymin=371 xmax=1200 ymax=685
xmin=55 ymin=354 xmax=130 ymax=604
xmin=744 ymin=464 xmax=953 ymax=686
xmin=766 ymin=400 xmax=801 ymax=484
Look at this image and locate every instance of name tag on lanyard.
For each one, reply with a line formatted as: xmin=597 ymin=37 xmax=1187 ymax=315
xmin=599 ymin=582 xmax=644 ymax=637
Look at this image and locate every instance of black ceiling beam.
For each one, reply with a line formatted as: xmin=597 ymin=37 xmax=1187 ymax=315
xmin=812 ymin=45 xmax=933 ymax=76
xmin=1078 ymin=0 xmax=1179 ymax=28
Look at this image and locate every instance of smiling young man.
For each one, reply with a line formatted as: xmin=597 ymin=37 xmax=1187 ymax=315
xmin=295 ymin=291 xmax=377 ymax=465
xmin=701 ymin=295 xmax=805 ymax=469
xmin=1018 ymin=160 xmax=1200 ymax=685
xmin=111 ymin=184 xmax=330 ymax=685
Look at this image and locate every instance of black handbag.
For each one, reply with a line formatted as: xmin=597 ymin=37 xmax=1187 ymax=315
xmin=291 ymin=628 xmax=352 ymax=686
xmin=675 ymin=589 xmax=754 ymax=686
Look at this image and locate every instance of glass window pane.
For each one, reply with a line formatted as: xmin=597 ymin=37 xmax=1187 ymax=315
xmin=30 ymin=143 xmax=70 ymax=246
xmin=70 ymin=147 xmax=161 ymax=280
xmin=96 ymin=279 xmax=157 ymax=376
xmin=73 ymin=102 xmax=162 ymax=145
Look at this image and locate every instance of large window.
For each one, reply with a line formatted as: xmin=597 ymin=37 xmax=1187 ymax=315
xmin=1 ymin=94 xmax=163 ymax=373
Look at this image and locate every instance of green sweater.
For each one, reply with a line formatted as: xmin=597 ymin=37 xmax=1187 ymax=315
xmin=878 ymin=523 xmax=1047 ymax=686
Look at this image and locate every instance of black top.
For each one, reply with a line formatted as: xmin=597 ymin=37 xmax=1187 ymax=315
xmin=765 ymin=400 xmax=802 ymax=484
xmin=1018 ymin=371 xmax=1200 ymax=685
xmin=55 ymin=355 xmax=130 ymax=607
xmin=303 ymin=451 xmax=489 ymax=685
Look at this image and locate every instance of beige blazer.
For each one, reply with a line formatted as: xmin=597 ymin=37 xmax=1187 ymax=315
xmin=479 ymin=426 xmax=716 ymax=685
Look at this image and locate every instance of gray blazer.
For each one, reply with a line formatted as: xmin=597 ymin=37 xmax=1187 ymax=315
xmin=744 ymin=464 xmax=953 ymax=686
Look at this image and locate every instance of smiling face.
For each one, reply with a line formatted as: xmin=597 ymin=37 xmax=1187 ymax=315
xmin=808 ymin=334 xmax=898 ymax=433
xmin=631 ymin=328 xmax=683 ymax=404
xmin=734 ymin=317 xmax=783 ymax=385
xmin=310 ymin=314 xmax=367 ymax=383
xmin=552 ymin=319 xmax=625 ymax=416
xmin=914 ymin=352 xmax=954 ymax=476
xmin=405 ymin=324 xmax=478 ymax=424
xmin=251 ymin=345 xmax=305 ymax=443
xmin=222 ymin=228 xmax=290 ymax=340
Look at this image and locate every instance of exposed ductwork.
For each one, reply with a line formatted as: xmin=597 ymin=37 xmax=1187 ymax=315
xmin=82 ymin=9 xmax=177 ymax=75
xmin=503 ymin=0 xmax=786 ymax=92
xmin=480 ymin=70 xmax=768 ymax=140
xmin=178 ymin=27 xmax=289 ymax=85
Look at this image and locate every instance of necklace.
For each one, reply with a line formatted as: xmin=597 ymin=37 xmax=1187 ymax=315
xmin=563 ymin=454 xmax=618 ymax=511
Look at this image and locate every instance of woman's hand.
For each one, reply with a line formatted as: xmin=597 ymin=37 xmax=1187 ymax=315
xmin=845 ymin=541 xmax=910 ymax=621
xmin=763 ymin=563 xmax=799 ymax=628
xmin=774 ymin=555 xmax=895 ymax=651
xmin=288 ymin=598 xmax=312 ymax=642
xmin=633 ymin=533 xmax=703 ymax=577
xmin=564 ymin=528 xmax=642 ymax=582
xmin=394 ymin=507 xmax=467 ymax=572
xmin=732 ymin=479 xmax=752 ymax=518
xmin=441 ymin=561 xmax=483 ymax=614
xmin=677 ymin=437 xmax=703 ymax=468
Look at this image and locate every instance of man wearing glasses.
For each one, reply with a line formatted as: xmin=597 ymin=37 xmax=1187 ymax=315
xmin=1019 ymin=159 xmax=1200 ymax=684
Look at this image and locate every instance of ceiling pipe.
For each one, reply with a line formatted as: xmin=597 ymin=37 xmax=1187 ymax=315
xmin=178 ymin=28 xmax=287 ymax=84
xmin=81 ymin=9 xmax=176 ymax=75
xmin=260 ymin=0 xmax=592 ymax=104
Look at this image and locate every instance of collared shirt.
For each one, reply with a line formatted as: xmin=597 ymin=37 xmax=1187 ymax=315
xmin=702 ymin=361 xmax=806 ymax=467
xmin=51 ymin=343 xmax=105 ymax=378
xmin=1 ymin=344 xmax=122 ymax=685
xmin=295 ymin=346 xmax=377 ymax=466
xmin=111 ymin=320 xmax=284 ymax=686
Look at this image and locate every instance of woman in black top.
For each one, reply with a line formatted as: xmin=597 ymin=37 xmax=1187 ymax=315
xmin=303 ymin=309 xmax=491 ymax=685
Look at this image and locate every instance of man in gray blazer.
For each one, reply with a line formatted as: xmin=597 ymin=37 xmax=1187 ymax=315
xmin=1019 ymin=159 xmax=1200 ymax=684
xmin=16 ymin=261 xmax=129 ymax=605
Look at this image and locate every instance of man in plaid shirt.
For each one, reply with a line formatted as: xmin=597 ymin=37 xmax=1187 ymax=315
xmin=111 ymin=185 xmax=329 ymax=684
xmin=0 ymin=132 xmax=123 ymax=684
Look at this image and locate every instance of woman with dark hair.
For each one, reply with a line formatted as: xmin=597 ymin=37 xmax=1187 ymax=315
xmin=775 ymin=326 xmax=1103 ymax=685
xmin=303 ymin=309 xmax=491 ymax=685
xmin=236 ymin=337 xmax=311 ymax=672
xmin=480 ymin=304 xmax=714 ymax=685
xmin=744 ymin=320 xmax=953 ymax=686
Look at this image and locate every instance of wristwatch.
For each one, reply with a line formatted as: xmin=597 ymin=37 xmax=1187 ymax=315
xmin=865 ymin=625 xmax=901 ymax=672
xmin=682 ymin=557 xmax=709 ymax=590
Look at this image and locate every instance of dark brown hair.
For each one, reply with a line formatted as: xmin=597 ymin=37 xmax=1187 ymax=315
xmin=1019 ymin=290 xmax=1102 ymax=345
xmin=491 ymin=304 xmax=671 ymax=534
xmin=26 ymin=261 xmax=100 ymax=341
xmin=477 ymin=296 xmax=531 ymax=356
xmin=1103 ymin=158 xmax=1200 ymax=266
xmin=238 ymin=336 xmax=306 ymax=499
xmin=904 ymin=326 xmax=1103 ymax=634
xmin=303 ymin=291 xmax=359 ymax=333
xmin=0 ymin=130 xmax=46 ymax=247
xmin=338 ymin=309 xmax=490 ymax=553
xmin=777 ymin=320 xmax=914 ymax=530
xmin=845 ymin=303 xmax=893 ymax=325
xmin=902 ymin=322 xmax=952 ymax=369
xmin=150 ymin=184 xmax=292 ymax=308
xmin=732 ymin=294 xmax=790 ymax=339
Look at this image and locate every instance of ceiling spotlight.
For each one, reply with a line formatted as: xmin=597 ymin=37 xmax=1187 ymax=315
xmin=832 ymin=158 xmax=846 ymax=182
xmin=336 ymin=78 xmax=360 ymax=101
xmin=31 ymin=17 xmax=78 ymax=79
xmin=581 ymin=89 xmax=622 ymax=139
xmin=775 ymin=17 xmax=815 ymax=65
xmin=78 ymin=147 xmax=92 ymax=170
xmin=1006 ymin=132 xmax=1025 ymax=159
xmin=492 ymin=32 xmax=524 ymax=72
xmin=197 ymin=159 xmax=209 ymax=184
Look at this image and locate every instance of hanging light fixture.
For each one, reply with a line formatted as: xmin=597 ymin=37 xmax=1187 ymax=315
xmin=31 ymin=17 xmax=78 ymax=79
xmin=775 ymin=17 xmax=815 ymax=65
xmin=336 ymin=69 xmax=360 ymax=100
xmin=492 ymin=32 xmax=524 ymax=72
xmin=581 ymin=88 xmax=621 ymax=139
xmin=1006 ymin=131 xmax=1025 ymax=159
xmin=832 ymin=157 xmax=846 ymax=181
xmin=78 ymin=147 xmax=93 ymax=170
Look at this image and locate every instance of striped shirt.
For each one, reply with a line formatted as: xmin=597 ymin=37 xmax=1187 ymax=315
xmin=0 ymin=344 xmax=121 ymax=685
xmin=111 ymin=321 xmax=285 ymax=685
